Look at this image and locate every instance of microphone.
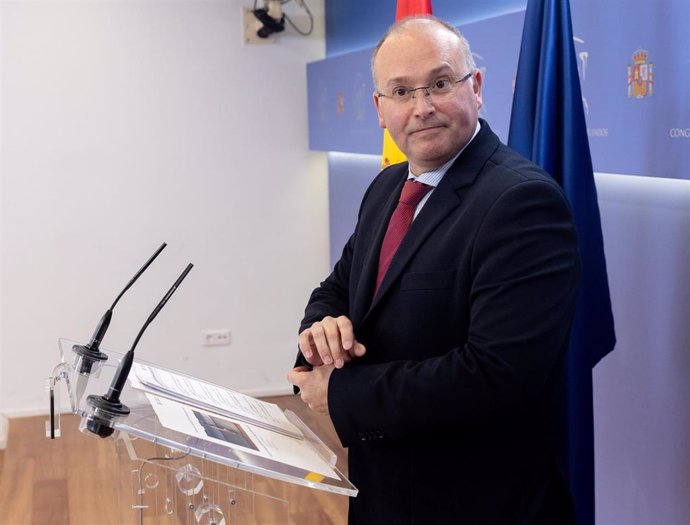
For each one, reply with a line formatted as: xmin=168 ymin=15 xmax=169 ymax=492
xmin=84 ymin=263 xmax=193 ymax=438
xmin=72 ymin=242 xmax=167 ymax=376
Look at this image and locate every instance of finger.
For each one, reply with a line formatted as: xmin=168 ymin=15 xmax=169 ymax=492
xmin=342 ymin=341 xmax=366 ymax=361
xmin=287 ymin=367 xmax=303 ymax=386
xmin=321 ymin=317 xmax=346 ymax=366
xmin=351 ymin=341 xmax=366 ymax=357
xmin=309 ymin=320 xmax=335 ymax=366
xmin=335 ymin=316 xmax=355 ymax=351
xmin=289 ymin=367 xmax=314 ymax=395
xmin=298 ymin=330 xmax=313 ymax=359
xmin=298 ymin=330 xmax=323 ymax=366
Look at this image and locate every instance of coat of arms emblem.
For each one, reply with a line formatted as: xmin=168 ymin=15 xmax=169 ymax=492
xmin=627 ymin=49 xmax=654 ymax=98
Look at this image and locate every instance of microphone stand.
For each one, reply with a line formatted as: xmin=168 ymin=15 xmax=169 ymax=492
xmin=73 ymin=242 xmax=167 ymax=376
xmin=84 ymin=263 xmax=193 ymax=439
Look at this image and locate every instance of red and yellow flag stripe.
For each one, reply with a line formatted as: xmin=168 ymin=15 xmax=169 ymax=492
xmin=381 ymin=0 xmax=434 ymax=168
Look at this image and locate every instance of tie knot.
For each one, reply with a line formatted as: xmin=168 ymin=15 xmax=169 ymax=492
xmin=399 ymin=179 xmax=432 ymax=206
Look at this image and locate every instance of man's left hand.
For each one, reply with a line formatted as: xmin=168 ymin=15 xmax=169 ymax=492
xmin=287 ymin=364 xmax=334 ymax=416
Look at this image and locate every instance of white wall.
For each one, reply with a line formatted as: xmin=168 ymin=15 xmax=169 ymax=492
xmin=0 ymin=0 xmax=328 ymax=420
xmin=0 ymin=0 xmax=4 ymax=443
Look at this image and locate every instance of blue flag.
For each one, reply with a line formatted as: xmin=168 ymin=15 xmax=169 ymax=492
xmin=508 ymin=1 xmax=616 ymax=524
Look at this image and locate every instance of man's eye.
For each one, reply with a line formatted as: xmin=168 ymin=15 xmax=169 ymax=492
xmin=392 ymin=87 xmax=409 ymax=98
xmin=434 ymin=78 xmax=451 ymax=89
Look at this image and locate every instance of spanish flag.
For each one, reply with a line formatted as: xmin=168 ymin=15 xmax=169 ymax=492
xmin=381 ymin=0 xmax=434 ymax=168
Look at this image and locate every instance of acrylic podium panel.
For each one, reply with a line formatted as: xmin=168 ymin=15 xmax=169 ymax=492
xmin=48 ymin=338 xmax=356 ymax=524
xmin=115 ymin=435 xmax=290 ymax=524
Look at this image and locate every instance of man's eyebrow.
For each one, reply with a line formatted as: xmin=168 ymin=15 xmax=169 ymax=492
xmin=383 ymin=65 xmax=456 ymax=86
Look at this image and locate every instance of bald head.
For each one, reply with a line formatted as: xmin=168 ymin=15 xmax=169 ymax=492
xmin=370 ymin=14 xmax=483 ymax=174
xmin=371 ymin=16 xmax=477 ymax=90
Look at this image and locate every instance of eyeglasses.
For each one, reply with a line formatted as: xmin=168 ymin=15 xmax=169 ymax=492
xmin=377 ymin=72 xmax=473 ymax=103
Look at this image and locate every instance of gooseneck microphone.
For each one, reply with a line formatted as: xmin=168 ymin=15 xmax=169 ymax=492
xmin=72 ymin=242 xmax=167 ymax=374
xmin=85 ymin=263 xmax=193 ymax=438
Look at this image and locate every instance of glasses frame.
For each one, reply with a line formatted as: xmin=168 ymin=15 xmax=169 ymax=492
xmin=377 ymin=72 xmax=474 ymax=102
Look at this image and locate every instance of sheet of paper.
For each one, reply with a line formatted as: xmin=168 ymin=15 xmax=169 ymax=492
xmin=130 ymin=362 xmax=301 ymax=438
xmin=148 ymin=394 xmax=338 ymax=480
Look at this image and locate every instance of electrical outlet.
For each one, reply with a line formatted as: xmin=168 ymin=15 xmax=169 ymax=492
xmin=202 ymin=329 xmax=231 ymax=347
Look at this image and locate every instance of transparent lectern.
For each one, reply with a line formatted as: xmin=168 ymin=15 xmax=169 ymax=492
xmin=48 ymin=338 xmax=356 ymax=524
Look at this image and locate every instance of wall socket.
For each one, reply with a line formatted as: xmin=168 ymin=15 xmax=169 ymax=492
xmin=202 ymin=329 xmax=232 ymax=347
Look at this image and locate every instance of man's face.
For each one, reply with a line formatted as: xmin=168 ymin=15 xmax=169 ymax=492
xmin=373 ymin=23 xmax=483 ymax=175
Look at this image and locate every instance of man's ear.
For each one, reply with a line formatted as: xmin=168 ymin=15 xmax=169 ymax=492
xmin=373 ymin=91 xmax=386 ymax=129
xmin=472 ymin=70 xmax=484 ymax=110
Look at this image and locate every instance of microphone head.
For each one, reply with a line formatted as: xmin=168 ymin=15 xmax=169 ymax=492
xmin=82 ymin=394 xmax=130 ymax=439
xmin=83 ymin=415 xmax=116 ymax=439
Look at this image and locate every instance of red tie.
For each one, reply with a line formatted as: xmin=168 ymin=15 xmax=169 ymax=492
xmin=375 ymin=179 xmax=433 ymax=294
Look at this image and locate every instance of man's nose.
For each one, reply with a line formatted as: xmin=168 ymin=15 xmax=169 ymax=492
xmin=412 ymin=89 xmax=435 ymax=114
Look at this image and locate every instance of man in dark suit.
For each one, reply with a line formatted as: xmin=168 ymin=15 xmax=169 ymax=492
xmin=288 ymin=15 xmax=580 ymax=524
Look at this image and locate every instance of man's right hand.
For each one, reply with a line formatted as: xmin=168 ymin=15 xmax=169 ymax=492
xmin=298 ymin=315 xmax=366 ymax=369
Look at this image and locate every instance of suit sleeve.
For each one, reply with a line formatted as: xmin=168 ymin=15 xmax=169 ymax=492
xmin=328 ymin=179 xmax=580 ymax=446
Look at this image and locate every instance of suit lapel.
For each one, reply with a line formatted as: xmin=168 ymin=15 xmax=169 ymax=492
xmin=365 ymin=176 xmax=462 ymax=316
xmin=350 ymin=167 xmax=407 ymax=326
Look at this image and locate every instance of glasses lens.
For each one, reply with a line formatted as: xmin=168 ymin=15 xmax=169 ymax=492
xmin=386 ymin=74 xmax=470 ymax=102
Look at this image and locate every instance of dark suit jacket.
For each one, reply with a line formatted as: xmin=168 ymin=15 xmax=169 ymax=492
xmin=299 ymin=121 xmax=580 ymax=524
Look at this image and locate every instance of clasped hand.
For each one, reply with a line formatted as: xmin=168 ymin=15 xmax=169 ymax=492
xmin=288 ymin=316 xmax=366 ymax=416
xmin=297 ymin=315 xmax=366 ymax=368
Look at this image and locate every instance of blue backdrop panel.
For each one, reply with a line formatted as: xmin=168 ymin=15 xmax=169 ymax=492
xmin=328 ymin=153 xmax=381 ymax=267
xmin=307 ymin=48 xmax=381 ymax=155
xmin=571 ymin=0 xmax=690 ymax=179
xmin=311 ymin=1 xmax=690 ymax=180
xmin=458 ymin=12 xmax=525 ymax=143
xmin=325 ymin=0 xmax=528 ymax=56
